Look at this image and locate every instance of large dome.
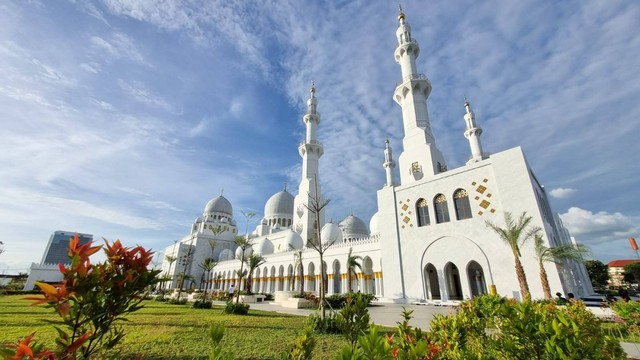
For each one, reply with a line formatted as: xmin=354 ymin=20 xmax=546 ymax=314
xmin=284 ymin=230 xmax=304 ymax=251
xmin=256 ymin=237 xmax=274 ymax=255
xmin=204 ymin=195 xmax=233 ymax=215
xmin=321 ymin=222 xmax=343 ymax=244
xmin=369 ymin=212 xmax=380 ymax=234
xmin=339 ymin=214 xmax=370 ymax=237
xmin=264 ymin=190 xmax=294 ymax=217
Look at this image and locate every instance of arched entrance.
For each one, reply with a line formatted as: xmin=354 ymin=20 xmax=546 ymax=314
xmin=467 ymin=261 xmax=487 ymax=298
xmin=333 ymin=260 xmax=341 ymax=294
xmin=307 ymin=262 xmax=316 ymax=292
xmin=363 ymin=257 xmax=374 ymax=294
xmin=444 ymin=262 xmax=463 ymax=300
xmin=424 ymin=263 xmax=441 ymax=300
xmin=278 ymin=265 xmax=284 ymax=291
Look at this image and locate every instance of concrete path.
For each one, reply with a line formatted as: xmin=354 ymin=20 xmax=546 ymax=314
xmin=224 ymin=301 xmax=455 ymax=329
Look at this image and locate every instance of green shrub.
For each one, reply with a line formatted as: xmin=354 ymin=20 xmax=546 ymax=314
xmin=336 ymin=293 xmax=370 ymax=350
xmin=168 ymin=298 xmax=187 ymax=305
xmin=326 ymin=293 xmax=377 ymax=310
xmin=223 ymin=301 xmax=250 ymax=315
xmin=208 ymin=323 xmax=233 ymax=360
xmin=307 ymin=312 xmax=340 ymax=334
xmin=426 ymin=296 xmax=625 ymax=359
xmin=193 ymin=300 xmax=212 ymax=309
xmin=153 ymin=295 xmax=168 ymax=302
xmin=611 ymin=300 xmax=640 ymax=327
xmin=281 ymin=326 xmax=316 ymax=360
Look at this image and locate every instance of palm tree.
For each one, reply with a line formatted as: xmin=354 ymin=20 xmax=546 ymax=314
xmin=164 ymin=255 xmax=177 ymax=290
xmin=534 ymin=234 xmax=590 ymax=299
xmin=245 ymin=254 xmax=266 ymax=294
xmin=198 ymin=258 xmax=218 ymax=301
xmin=485 ymin=212 xmax=541 ymax=301
xmin=346 ymin=247 xmax=362 ymax=293
xmin=234 ymin=235 xmax=253 ymax=303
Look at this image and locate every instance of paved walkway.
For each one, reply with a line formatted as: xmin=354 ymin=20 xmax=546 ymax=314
xmin=218 ymin=300 xmax=455 ymax=329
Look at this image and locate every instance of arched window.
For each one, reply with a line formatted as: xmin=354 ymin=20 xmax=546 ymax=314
xmin=416 ymin=198 xmax=430 ymax=227
xmin=454 ymin=189 xmax=472 ymax=220
xmin=434 ymin=194 xmax=450 ymax=224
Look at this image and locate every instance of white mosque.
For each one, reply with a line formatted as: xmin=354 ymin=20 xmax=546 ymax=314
xmin=159 ymin=8 xmax=592 ymax=303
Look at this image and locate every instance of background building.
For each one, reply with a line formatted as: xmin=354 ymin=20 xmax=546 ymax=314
xmin=23 ymin=231 xmax=93 ymax=290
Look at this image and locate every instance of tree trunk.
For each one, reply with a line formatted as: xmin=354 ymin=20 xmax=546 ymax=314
xmin=513 ymin=254 xmax=530 ymax=301
xmin=319 ymin=251 xmax=326 ymax=319
xmin=539 ymin=262 xmax=551 ymax=299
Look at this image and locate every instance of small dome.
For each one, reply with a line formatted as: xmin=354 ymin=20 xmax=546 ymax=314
xmin=218 ymin=249 xmax=234 ymax=262
xmin=339 ymin=214 xmax=370 ymax=237
xmin=369 ymin=212 xmax=380 ymax=234
xmin=284 ymin=230 xmax=304 ymax=251
xmin=321 ymin=222 xmax=343 ymax=244
xmin=256 ymin=238 xmax=274 ymax=255
xmin=264 ymin=190 xmax=294 ymax=217
xmin=235 ymin=245 xmax=253 ymax=260
xmin=204 ymin=195 xmax=233 ymax=215
xmin=194 ymin=216 xmax=203 ymax=223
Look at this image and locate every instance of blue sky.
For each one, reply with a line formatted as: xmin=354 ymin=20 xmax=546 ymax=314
xmin=0 ymin=0 xmax=638 ymax=273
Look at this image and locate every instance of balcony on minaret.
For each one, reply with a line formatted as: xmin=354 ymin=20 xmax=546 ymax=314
xmin=298 ymin=139 xmax=324 ymax=157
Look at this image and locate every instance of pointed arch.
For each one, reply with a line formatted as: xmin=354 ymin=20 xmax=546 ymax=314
xmin=467 ymin=261 xmax=487 ymax=298
xmin=423 ymin=263 xmax=441 ymax=300
xmin=332 ymin=259 xmax=342 ymax=294
xmin=454 ymin=189 xmax=472 ymax=220
xmin=416 ymin=198 xmax=430 ymax=227
xmin=434 ymin=194 xmax=450 ymax=224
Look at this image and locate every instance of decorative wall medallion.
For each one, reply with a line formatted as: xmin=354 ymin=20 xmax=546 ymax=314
xmin=403 ymin=216 xmax=411 ymax=223
xmin=401 ymin=204 xmax=409 ymax=211
xmin=476 ymin=185 xmax=487 ymax=194
xmin=480 ymin=200 xmax=490 ymax=209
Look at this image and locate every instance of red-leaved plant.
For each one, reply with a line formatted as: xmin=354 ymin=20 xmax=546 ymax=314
xmin=1 ymin=234 xmax=160 ymax=359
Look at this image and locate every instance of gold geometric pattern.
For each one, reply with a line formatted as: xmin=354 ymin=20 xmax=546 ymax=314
xmin=403 ymin=216 xmax=411 ymax=223
xmin=471 ymin=178 xmax=498 ymax=216
xmin=401 ymin=204 xmax=409 ymax=211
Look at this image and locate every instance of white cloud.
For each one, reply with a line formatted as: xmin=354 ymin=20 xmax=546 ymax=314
xmin=188 ymin=118 xmax=209 ymax=137
xmin=81 ymin=62 xmax=101 ymax=74
xmin=90 ymin=32 xmax=144 ymax=63
xmin=229 ymin=98 xmax=244 ymax=117
xmin=550 ymin=187 xmax=577 ymax=199
xmin=559 ymin=207 xmax=638 ymax=244
xmin=117 ymin=79 xmax=171 ymax=111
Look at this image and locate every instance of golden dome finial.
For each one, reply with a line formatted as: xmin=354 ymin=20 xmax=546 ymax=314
xmin=398 ymin=3 xmax=405 ymax=22
xmin=310 ymin=80 xmax=315 ymax=95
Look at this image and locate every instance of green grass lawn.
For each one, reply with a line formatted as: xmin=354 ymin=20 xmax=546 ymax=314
xmin=0 ymin=295 xmax=347 ymax=359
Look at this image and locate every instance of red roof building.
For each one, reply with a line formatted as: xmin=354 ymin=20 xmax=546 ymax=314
xmin=608 ymin=259 xmax=640 ymax=287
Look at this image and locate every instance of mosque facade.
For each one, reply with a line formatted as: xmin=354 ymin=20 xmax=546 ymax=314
xmin=159 ymin=9 xmax=592 ymax=303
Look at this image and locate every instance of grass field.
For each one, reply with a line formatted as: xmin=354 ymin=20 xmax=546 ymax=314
xmin=0 ymin=295 xmax=347 ymax=359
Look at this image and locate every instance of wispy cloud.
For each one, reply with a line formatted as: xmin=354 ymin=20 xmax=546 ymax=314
xmin=90 ymin=32 xmax=144 ymax=63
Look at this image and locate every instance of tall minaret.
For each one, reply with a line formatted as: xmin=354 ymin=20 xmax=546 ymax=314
xmin=293 ymin=82 xmax=325 ymax=245
xmin=393 ymin=6 xmax=446 ymax=184
xmin=463 ymin=97 xmax=487 ymax=164
xmin=383 ymin=138 xmax=396 ymax=187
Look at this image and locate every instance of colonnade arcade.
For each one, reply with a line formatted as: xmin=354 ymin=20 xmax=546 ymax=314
xmin=208 ymin=256 xmax=383 ymax=297
xmin=423 ymin=260 xmax=488 ymax=301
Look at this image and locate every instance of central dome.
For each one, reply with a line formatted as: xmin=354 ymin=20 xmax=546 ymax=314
xmin=339 ymin=214 xmax=370 ymax=237
xmin=204 ymin=195 xmax=233 ymax=215
xmin=264 ymin=190 xmax=294 ymax=217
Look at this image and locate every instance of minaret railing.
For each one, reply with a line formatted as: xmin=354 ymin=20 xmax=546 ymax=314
xmin=395 ymin=74 xmax=429 ymax=87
